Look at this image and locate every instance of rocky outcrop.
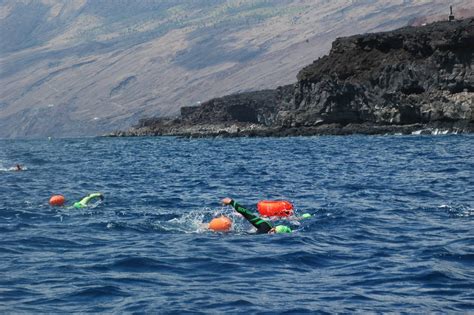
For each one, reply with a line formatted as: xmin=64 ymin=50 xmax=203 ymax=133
xmin=111 ymin=18 xmax=474 ymax=137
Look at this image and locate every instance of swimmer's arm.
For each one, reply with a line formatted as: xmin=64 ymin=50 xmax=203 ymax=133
xmin=221 ymin=198 xmax=247 ymax=214
xmin=229 ymin=200 xmax=246 ymax=214
xmin=221 ymin=198 xmax=273 ymax=232
xmin=80 ymin=193 xmax=104 ymax=204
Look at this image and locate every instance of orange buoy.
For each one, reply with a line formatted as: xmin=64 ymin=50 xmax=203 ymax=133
xmin=49 ymin=195 xmax=65 ymax=206
xmin=208 ymin=216 xmax=232 ymax=232
xmin=257 ymin=200 xmax=294 ymax=217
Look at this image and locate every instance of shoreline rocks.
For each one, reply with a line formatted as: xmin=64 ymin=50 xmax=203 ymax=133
xmin=109 ymin=18 xmax=474 ymax=138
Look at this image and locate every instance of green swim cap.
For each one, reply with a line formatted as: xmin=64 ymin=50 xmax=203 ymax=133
xmin=274 ymin=225 xmax=292 ymax=233
xmin=73 ymin=202 xmax=84 ymax=209
xmin=301 ymin=213 xmax=312 ymax=219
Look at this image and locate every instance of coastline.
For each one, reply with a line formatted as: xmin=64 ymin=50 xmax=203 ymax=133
xmin=107 ymin=121 xmax=474 ymax=138
xmin=110 ymin=18 xmax=474 ymax=138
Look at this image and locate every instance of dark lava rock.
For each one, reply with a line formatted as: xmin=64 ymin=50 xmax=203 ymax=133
xmin=110 ymin=18 xmax=474 ymax=137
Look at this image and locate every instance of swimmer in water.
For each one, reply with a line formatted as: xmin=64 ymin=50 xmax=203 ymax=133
xmin=73 ymin=192 xmax=104 ymax=208
xmin=15 ymin=164 xmax=22 ymax=171
xmin=221 ymin=197 xmax=292 ymax=234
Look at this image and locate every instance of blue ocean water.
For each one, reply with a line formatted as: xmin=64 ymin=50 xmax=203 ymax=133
xmin=0 ymin=135 xmax=473 ymax=313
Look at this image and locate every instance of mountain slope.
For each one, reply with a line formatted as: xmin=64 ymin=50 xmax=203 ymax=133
xmin=1 ymin=0 xmax=472 ymax=138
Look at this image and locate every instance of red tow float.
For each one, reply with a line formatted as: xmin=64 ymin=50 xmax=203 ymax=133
xmin=257 ymin=200 xmax=294 ymax=217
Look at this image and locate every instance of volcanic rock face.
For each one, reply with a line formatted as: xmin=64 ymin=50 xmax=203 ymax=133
xmin=114 ymin=18 xmax=474 ymax=137
xmin=294 ymin=18 xmax=473 ymax=125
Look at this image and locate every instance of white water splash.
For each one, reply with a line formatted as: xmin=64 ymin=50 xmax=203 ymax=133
xmin=439 ymin=204 xmax=474 ymax=218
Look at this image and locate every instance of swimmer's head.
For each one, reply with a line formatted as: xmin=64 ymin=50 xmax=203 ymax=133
xmin=73 ymin=202 xmax=84 ymax=209
xmin=270 ymin=225 xmax=292 ymax=234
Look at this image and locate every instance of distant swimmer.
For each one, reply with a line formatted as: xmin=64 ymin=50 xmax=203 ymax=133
xmin=15 ymin=164 xmax=22 ymax=171
xmin=221 ymin=197 xmax=292 ymax=234
xmin=73 ymin=193 xmax=104 ymax=209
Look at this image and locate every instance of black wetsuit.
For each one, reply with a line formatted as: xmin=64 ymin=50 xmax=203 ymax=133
xmin=229 ymin=199 xmax=273 ymax=233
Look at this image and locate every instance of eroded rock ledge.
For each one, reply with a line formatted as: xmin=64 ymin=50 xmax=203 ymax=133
xmin=109 ymin=18 xmax=474 ymax=137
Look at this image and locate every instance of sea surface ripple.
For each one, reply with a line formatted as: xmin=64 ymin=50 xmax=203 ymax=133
xmin=1 ymin=135 xmax=473 ymax=313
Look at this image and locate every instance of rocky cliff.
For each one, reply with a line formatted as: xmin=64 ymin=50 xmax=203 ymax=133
xmin=114 ymin=17 xmax=473 ymax=137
